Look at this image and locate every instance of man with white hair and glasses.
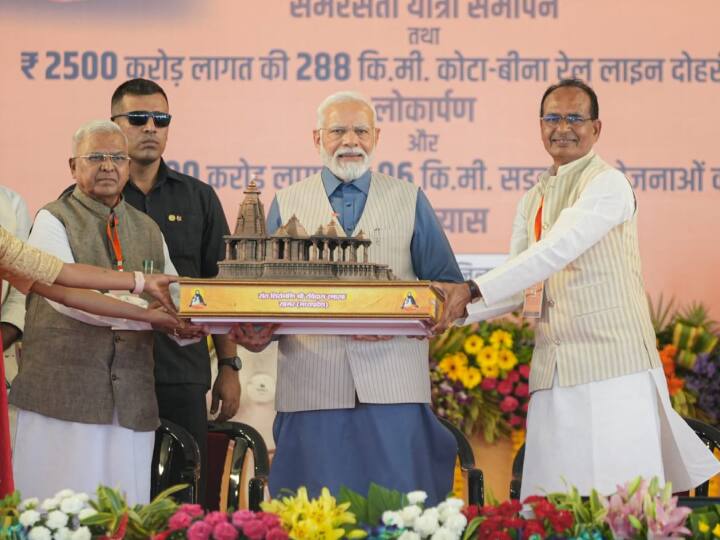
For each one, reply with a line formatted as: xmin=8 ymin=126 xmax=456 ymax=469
xmin=10 ymin=120 xmax=201 ymax=502
xmin=233 ymin=91 xmax=464 ymax=503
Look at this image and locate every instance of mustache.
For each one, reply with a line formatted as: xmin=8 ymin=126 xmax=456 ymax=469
xmin=334 ymin=146 xmax=367 ymax=158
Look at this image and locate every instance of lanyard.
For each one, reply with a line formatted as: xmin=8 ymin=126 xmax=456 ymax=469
xmin=533 ymin=196 xmax=544 ymax=242
xmin=106 ymin=212 xmax=124 ymax=272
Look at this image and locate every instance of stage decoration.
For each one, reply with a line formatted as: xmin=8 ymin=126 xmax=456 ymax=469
xmin=430 ymin=318 xmax=534 ymax=444
xmin=178 ymin=181 xmax=440 ymax=336
xmin=0 ymin=477 xmax=712 ymax=539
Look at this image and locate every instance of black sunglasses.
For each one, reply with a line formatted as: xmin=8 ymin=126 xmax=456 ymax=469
xmin=111 ymin=110 xmax=172 ymax=128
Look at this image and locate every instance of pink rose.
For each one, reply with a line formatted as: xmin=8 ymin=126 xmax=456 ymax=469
xmin=518 ymin=364 xmax=530 ymax=379
xmin=506 ymin=370 xmax=520 ymax=384
xmin=180 ymin=504 xmax=205 ymax=518
xmin=231 ymin=510 xmax=256 ymax=527
xmin=258 ymin=512 xmax=281 ymax=529
xmin=480 ymin=377 xmax=497 ymax=390
xmin=509 ymin=414 xmax=523 ymax=427
xmin=242 ymin=520 xmax=268 ymax=540
xmin=187 ymin=520 xmax=212 ymax=540
xmin=497 ymin=380 xmax=513 ymax=395
xmin=521 ymin=402 xmax=529 ymax=413
xmin=204 ymin=511 xmax=228 ymax=527
xmin=212 ymin=521 xmax=239 ymax=540
xmin=500 ymin=395 xmax=519 ymax=413
xmin=266 ymin=527 xmax=289 ymax=540
xmin=514 ymin=383 xmax=529 ymax=398
xmin=168 ymin=511 xmax=193 ymax=531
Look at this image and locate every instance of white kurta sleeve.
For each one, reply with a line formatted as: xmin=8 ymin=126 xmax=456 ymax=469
xmin=473 ymin=169 xmax=635 ymax=308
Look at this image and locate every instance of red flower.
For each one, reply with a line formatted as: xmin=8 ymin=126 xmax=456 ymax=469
xmin=212 ymin=522 xmax=239 ymax=540
xmin=509 ymin=414 xmax=523 ymax=427
xmin=521 ymin=402 xmax=529 ymax=413
xmin=503 ymin=517 xmax=525 ymax=529
xmin=549 ymin=509 xmax=574 ymax=532
xmin=500 ymin=395 xmax=519 ymax=412
xmin=497 ymin=380 xmax=514 ymax=395
xmin=242 ymin=520 xmax=268 ymax=540
xmin=168 ymin=511 xmax=193 ymax=531
xmin=480 ymin=505 xmax=501 ymax=517
xmin=463 ymin=505 xmax=481 ymax=520
xmin=506 ymin=370 xmax=520 ymax=383
xmin=481 ymin=377 xmax=498 ymax=390
xmin=498 ymin=499 xmax=522 ymax=516
xmin=479 ymin=517 xmax=504 ymax=536
xmin=258 ymin=512 xmax=281 ymax=529
xmin=518 ymin=364 xmax=531 ymax=379
xmin=532 ymin=499 xmax=557 ymax=520
xmin=522 ymin=519 xmax=546 ymax=539
xmin=204 ymin=511 xmax=228 ymax=527
xmin=523 ymin=495 xmax=546 ymax=504
xmin=266 ymin=529 xmax=289 ymax=540
xmin=179 ymin=504 xmax=204 ymax=518
xmin=514 ymin=382 xmax=529 ymax=398
xmin=488 ymin=532 xmax=512 ymax=540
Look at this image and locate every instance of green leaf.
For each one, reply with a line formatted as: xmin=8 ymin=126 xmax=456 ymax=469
xmin=366 ymin=483 xmax=407 ymax=525
xmin=628 ymin=515 xmax=643 ymax=530
xmin=338 ymin=485 xmax=369 ymax=525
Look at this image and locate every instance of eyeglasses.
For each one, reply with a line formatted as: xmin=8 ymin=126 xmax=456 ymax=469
xmin=541 ymin=113 xmax=594 ymax=126
xmin=111 ymin=111 xmax=172 ymax=128
xmin=75 ymin=153 xmax=131 ymax=165
xmin=319 ymin=126 xmax=374 ymax=142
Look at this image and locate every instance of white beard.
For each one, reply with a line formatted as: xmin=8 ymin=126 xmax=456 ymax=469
xmin=320 ymin=143 xmax=373 ymax=182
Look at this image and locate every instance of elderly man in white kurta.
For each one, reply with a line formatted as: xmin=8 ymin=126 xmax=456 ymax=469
xmin=9 ymin=120 xmax=194 ymax=503
xmin=433 ymin=79 xmax=720 ymax=498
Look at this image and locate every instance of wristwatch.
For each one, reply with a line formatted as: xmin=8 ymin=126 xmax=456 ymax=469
xmin=465 ymin=279 xmax=482 ymax=303
xmin=218 ymin=356 xmax=242 ymax=371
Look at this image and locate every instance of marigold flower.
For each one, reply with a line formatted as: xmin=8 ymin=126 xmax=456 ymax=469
xmin=459 ymin=367 xmax=482 ymax=389
xmin=497 ymin=349 xmax=518 ymax=371
xmin=478 ymin=346 xmax=498 ymax=367
xmin=667 ymin=375 xmax=684 ymax=396
xmin=698 ymin=521 xmax=709 ymax=533
xmin=463 ymin=334 xmax=485 ymax=355
xmin=481 ymin=363 xmax=500 ymax=378
xmin=438 ymin=354 xmax=467 ymax=381
xmin=489 ymin=329 xmax=513 ymax=349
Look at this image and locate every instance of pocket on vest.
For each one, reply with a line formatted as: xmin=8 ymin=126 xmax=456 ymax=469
xmin=565 ymin=282 xmax=621 ymax=317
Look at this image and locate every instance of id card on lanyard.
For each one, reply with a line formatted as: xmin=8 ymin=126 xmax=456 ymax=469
xmin=523 ymin=196 xmax=544 ymax=318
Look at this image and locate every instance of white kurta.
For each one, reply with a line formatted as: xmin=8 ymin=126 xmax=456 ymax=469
xmin=11 ymin=209 xmax=179 ymax=504
xmin=464 ymin=159 xmax=720 ymax=496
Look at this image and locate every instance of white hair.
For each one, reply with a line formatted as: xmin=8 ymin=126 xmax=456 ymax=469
xmin=316 ymin=91 xmax=377 ymax=129
xmin=72 ymin=120 xmax=127 ymax=155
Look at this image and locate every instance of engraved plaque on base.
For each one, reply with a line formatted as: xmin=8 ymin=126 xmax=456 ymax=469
xmin=178 ymin=279 xmax=441 ymax=336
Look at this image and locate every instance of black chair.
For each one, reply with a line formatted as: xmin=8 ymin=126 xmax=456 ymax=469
xmin=509 ymin=444 xmax=525 ymax=500
xmin=151 ymin=418 xmax=201 ymax=503
xmin=509 ymin=417 xmax=720 ymax=501
xmin=437 ymin=416 xmax=484 ymax=506
xmin=207 ymin=421 xmax=270 ymax=511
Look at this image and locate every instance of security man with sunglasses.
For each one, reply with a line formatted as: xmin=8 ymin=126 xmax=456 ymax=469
xmin=110 ymin=78 xmax=240 ymax=505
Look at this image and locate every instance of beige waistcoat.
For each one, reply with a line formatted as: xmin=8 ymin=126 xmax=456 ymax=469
xmin=10 ymin=188 xmax=165 ymax=431
xmin=274 ymin=172 xmax=430 ymax=411
xmin=524 ymin=153 xmax=661 ymax=392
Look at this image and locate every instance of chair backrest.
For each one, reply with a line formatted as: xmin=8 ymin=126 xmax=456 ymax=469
xmin=436 ymin=416 xmax=484 ymax=506
xmin=151 ymin=418 xmax=201 ymax=503
xmin=207 ymin=421 xmax=270 ymax=511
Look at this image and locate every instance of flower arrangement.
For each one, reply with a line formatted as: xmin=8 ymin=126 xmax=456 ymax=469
xmin=650 ymin=298 xmax=719 ymax=423
xmin=462 ymin=496 xmax=574 ymax=539
xmin=261 ymin=487 xmax=363 ymax=540
xmin=161 ymin=505 xmax=288 ymax=540
xmin=3 ymin=489 xmax=96 ymax=540
xmin=430 ymin=319 xmax=534 ymax=443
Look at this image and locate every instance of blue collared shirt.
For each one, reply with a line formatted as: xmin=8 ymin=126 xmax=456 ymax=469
xmin=266 ymin=167 xmax=463 ymax=282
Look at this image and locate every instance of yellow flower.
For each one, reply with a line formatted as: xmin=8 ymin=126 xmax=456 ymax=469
xmin=459 ymin=366 xmax=482 ymax=389
xmin=463 ymin=334 xmax=485 ymax=355
xmin=261 ymin=486 xmax=361 ymax=539
xmin=497 ymin=349 xmax=518 ymax=371
xmin=477 ymin=346 xmax=498 ymax=367
xmin=713 ymin=522 xmax=720 ymax=537
xmin=698 ymin=521 xmax=709 ymax=533
xmin=489 ymin=329 xmax=513 ymax=349
xmin=438 ymin=354 xmax=468 ymax=381
xmin=480 ymin=363 xmax=500 ymax=378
